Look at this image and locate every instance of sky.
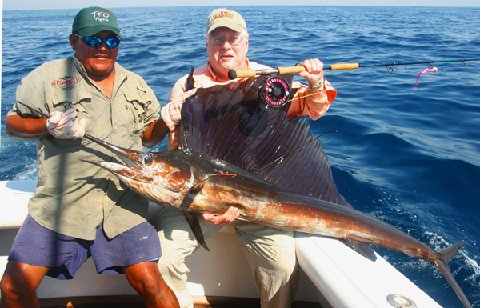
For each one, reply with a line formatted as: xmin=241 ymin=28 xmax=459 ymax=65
xmin=2 ymin=0 xmax=480 ymax=10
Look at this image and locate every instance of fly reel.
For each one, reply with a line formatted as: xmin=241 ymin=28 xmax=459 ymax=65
xmin=258 ymin=76 xmax=291 ymax=108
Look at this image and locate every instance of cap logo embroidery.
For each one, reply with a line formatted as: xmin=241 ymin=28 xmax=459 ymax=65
xmin=212 ymin=11 xmax=234 ymax=20
xmin=91 ymin=10 xmax=111 ymax=23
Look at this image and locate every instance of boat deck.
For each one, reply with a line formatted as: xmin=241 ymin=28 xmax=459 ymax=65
xmin=39 ymin=295 xmax=323 ymax=307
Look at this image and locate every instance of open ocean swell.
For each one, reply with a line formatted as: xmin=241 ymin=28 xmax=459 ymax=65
xmin=2 ymin=6 xmax=480 ymax=307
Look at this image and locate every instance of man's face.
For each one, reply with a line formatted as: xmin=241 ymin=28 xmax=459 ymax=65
xmin=70 ymin=30 xmax=119 ymax=80
xmin=207 ymin=27 xmax=248 ymax=80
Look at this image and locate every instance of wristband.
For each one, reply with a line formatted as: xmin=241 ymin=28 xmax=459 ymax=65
xmin=309 ymin=79 xmax=325 ymax=91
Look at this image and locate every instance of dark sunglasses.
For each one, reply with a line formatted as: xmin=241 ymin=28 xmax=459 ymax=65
xmin=76 ymin=34 xmax=121 ymax=49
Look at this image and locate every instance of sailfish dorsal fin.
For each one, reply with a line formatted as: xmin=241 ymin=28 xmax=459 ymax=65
xmin=178 ymin=75 xmax=348 ymax=207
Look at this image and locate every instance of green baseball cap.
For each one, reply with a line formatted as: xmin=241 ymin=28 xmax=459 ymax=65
xmin=72 ymin=6 xmax=120 ymax=37
xmin=206 ymin=8 xmax=247 ymax=35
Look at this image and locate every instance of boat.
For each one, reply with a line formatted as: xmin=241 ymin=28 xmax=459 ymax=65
xmin=1 ymin=179 xmax=443 ymax=307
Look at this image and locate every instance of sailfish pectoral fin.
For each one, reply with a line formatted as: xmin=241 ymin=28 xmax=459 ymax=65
xmin=178 ymin=171 xmax=237 ymax=252
xmin=183 ymin=211 xmax=210 ymax=251
xmin=178 ymin=176 xmax=210 ymax=251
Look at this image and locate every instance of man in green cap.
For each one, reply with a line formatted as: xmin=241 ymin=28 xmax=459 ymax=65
xmin=1 ymin=6 xmax=176 ymax=307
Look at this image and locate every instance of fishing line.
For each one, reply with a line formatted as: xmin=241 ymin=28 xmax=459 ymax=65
xmin=350 ymin=58 xmax=480 ymax=72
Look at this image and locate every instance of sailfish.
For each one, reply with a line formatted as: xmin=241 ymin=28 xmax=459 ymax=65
xmin=87 ymin=73 xmax=472 ymax=308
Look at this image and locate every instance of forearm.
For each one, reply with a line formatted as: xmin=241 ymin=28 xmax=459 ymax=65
xmin=142 ymin=119 xmax=169 ymax=148
xmin=5 ymin=114 xmax=49 ymax=139
xmin=287 ymin=81 xmax=337 ymax=120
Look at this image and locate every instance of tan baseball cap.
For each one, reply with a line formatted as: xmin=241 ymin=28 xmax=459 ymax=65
xmin=206 ymin=8 xmax=247 ymax=34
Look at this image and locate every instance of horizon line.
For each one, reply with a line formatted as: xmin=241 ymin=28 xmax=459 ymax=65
xmin=3 ymin=4 xmax=480 ymax=11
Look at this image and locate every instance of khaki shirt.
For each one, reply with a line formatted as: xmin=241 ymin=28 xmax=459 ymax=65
xmin=8 ymin=57 xmax=160 ymax=240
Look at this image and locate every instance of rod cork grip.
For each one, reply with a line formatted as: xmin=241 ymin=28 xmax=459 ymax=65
xmin=228 ymin=69 xmax=256 ymax=79
xmin=328 ymin=62 xmax=360 ymax=70
xmin=277 ymin=66 xmax=306 ymax=75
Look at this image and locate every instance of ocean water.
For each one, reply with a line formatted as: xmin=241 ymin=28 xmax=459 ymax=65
xmin=1 ymin=6 xmax=480 ymax=307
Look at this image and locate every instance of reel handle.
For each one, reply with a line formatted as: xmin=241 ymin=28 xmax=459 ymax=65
xmin=228 ymin=62 xmax=361 ymax=79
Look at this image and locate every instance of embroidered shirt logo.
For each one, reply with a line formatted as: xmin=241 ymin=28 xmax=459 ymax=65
xmin=51 ymin=76 xmax=81 ymax=90
xmin=91 ymin=10 xmax=110 ymax=23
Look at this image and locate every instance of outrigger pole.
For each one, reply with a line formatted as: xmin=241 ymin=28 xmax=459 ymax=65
xmin=228 ymin=58 xmax=480 ymax=79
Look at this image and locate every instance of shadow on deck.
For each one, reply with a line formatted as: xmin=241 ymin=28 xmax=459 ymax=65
xmin=39 ymin=295 xmax=323 ymax=307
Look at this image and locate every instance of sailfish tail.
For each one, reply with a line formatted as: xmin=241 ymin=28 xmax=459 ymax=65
xmin=434 ymin=242 xmax=471 ymax=308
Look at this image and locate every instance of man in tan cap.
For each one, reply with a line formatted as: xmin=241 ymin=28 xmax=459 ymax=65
xmin=156 ymin=8 xmax=337 ymax=308
xmin=1 ymin=6 xmax=177 ymax=307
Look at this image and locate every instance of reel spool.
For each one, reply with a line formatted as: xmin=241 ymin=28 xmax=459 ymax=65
xmin=258 ymin=76 xmax=291 ymax=108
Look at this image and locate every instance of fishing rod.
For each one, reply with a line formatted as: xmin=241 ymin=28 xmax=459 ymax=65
xmin=230 ymin=58 xmax=480 ymax=109
xmin=228 ymin=58 xmax=480 ymax=79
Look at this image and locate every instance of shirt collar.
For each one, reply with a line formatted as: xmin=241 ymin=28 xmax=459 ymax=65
xmin=72 ymin=56 xmax=129 ymax=94
xmin=72 ymin=56 xmax=88 ymax=78
xmin=206 ymin=58 xmax=250 ymax=82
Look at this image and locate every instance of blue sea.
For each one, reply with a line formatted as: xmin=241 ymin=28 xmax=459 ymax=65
xmin=1 ymin=6 xmax=480 ymax=307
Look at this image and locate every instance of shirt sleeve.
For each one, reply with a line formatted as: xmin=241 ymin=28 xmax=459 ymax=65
xmin=8 ymin=65 xmax=49 ymax=117
xmin=134 ymin=76 xmax=161 ymax=131
xmin=166 ymin=75 xmax=189 ymax=150
xmin=170 ymin=75 xmax=188 ymax=102
xmin=286 ymin=79 xmax=337 ymax=120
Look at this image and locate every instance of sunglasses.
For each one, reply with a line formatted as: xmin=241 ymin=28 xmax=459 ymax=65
xmin=76 ymin=34 xmax=121 ymax=49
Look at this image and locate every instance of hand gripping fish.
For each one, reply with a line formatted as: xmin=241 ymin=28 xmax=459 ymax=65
xmin=87 ymin=75 xmax=471 ymax=308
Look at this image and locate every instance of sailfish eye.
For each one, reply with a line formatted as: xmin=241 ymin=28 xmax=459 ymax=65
xmin=142 ymin=154 xmax=153 ymax=165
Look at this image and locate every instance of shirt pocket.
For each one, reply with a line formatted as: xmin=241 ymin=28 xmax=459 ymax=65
xmin=48 ymin=85 xmax=91 ymax=110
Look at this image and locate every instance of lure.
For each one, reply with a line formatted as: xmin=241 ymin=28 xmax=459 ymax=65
xmin=414 ymin=67 xmax=439 ymax=89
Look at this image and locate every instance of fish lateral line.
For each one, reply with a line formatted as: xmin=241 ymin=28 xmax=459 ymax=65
xmin=205 ymin=173 xmax=237 ymax=178
xmin=195 ymin=172 xmax=238 ymax=187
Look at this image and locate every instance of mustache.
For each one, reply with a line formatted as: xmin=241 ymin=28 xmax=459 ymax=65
xmin=93 ymin=53 xmax=111 ymax=57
